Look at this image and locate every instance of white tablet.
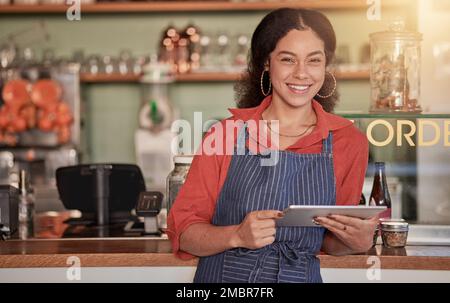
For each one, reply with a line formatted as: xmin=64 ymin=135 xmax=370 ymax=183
xmin=276 ymin=205 xmax=387 ymax=227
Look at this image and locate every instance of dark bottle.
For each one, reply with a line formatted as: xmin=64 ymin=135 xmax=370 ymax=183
xmin=359 ymin=193 xmax=366 ymax=206
xmin=369 ymin=162 xmax=392 ymax=218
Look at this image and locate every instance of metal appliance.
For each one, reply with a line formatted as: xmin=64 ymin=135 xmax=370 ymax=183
xmin=0 ymin=185 xmax=20 ymax=239
xmin=135 ymin=59 xmax=177 ymax=192
xmin=0 ymin=64 xmax=80 ymax=211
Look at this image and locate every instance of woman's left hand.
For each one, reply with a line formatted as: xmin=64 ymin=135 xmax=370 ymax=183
xmin=315 ymin=215 xmax=378 ymax=253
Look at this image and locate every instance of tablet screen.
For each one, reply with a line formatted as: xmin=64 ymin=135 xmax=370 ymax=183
xmin=276 ymin=205 xmax=387 ymax=227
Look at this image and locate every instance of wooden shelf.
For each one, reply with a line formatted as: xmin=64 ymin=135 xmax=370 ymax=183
xmin=334 ymin=70 xmax=370 ymax=80
xmin=0 ymin=0 xmax=409 ymax=14
xmin=80 ymin=73 xmax=141 ymax=83
xmin=80 ymin=70 xmax=369 ymax=83
xmin=80 ymin=72 xmax=239 ymax=83
xmin=175 ymin=71 xmax=243 ymax=82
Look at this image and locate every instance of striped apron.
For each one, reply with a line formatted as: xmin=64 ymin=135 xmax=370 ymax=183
xmin=194 ymin=123 xmax=336 ymax=283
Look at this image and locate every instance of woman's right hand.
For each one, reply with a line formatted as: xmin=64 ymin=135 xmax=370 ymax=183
xmin=232 ymin=210 xmax=283 ymax=250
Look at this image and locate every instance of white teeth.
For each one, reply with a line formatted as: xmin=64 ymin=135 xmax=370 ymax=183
xmin=288 ymin=84 xmax=309 ymax=91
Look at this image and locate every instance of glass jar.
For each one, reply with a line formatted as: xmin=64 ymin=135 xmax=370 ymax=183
xmin=18 ymin=170 xmax=35 ymax=239
xmin=369 ymin=21 xmax=422 ymax=113
xmin=374 ymin=218 xmax=405 ymax=246
xmin=166 ymin=155 xmax=193 ymax=212
xmin=381 ymin=220 xmax=409 ymax=248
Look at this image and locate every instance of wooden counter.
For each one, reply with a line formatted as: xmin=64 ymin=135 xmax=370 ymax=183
xmin=1 ymin=238 xmax=450 ymax=270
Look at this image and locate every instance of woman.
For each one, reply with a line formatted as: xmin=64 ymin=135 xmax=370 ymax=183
xmin=167 ymin=8 xmax=377 ymax=283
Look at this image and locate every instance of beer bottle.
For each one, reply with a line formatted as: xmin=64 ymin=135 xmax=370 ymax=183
xmin=369 ymin=162 xmax=392 ymax=218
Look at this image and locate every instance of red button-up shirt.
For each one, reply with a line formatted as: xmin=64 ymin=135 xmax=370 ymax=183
xmin=167 ymin=97 xmax=369 ymax=259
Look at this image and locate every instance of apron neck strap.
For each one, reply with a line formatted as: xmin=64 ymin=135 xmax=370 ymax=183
xmin=236 ymin=123 xmax=249 ymax=155
xmin=322 ymin=132 xmax=333 ymax=154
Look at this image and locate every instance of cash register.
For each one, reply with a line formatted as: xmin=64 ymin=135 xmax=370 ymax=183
xmin=56 ymin=164 xmax=163 ymax=238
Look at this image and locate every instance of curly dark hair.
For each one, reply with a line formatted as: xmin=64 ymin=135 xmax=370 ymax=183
xmin=235 ymin=8 xmax=339 ymax=113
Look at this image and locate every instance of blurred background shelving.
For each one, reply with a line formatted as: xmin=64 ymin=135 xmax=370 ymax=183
xmin=0 ymin=0 xmax=411 ymax=14
xmin=0 ymin=0 xmax=418 ymax=164
xmin=79 ymin=70 xmax=370 ymax=83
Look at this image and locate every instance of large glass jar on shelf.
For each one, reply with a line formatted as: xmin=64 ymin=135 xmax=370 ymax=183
xmin=166 ymin=155 xmax=193 ymax=212
xmin=369 ymin=21 xmax=423 ymax=113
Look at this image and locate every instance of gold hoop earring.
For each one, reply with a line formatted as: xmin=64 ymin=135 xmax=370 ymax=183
xmin=316 ymin=71 xmax=337 ymax=99
xmin=260 ymin=70 xmax=271 ymax=97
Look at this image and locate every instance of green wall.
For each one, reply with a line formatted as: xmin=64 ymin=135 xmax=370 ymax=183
xmin=0 ymin=8 xmax=413 ymax=163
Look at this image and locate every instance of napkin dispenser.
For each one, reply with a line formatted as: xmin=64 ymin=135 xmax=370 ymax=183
xmin=135 ymin=191 xmax=163 ymax=235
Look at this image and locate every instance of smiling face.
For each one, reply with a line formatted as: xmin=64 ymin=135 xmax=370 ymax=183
xmin=267 ymin=28 xmax=326 ymax=109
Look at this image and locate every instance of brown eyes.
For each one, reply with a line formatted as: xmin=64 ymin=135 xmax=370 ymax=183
xmin=280 ymin=57 xmax=322 ymax=64
xmin=281 ymin=57 xmax=296 ymax=63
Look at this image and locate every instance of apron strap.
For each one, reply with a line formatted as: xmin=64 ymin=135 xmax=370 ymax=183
xmin=322 ymin=132 xmax=333 ymax=154
xmin=235 ymin=122 xmax=249 ymax=155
